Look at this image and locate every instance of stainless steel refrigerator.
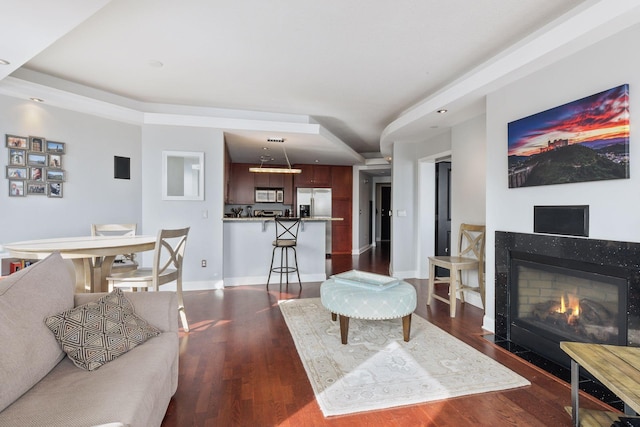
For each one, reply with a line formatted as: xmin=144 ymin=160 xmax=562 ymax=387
xmin=297 ymin=188 xmax=332 ymax=254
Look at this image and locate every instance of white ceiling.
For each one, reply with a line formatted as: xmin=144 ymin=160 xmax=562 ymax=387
xmin=2 ymin=0 xmax=635 ymax=168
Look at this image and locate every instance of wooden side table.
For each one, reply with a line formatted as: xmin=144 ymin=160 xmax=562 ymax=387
xmin=561 ymin=341 xmax=640 ymax=426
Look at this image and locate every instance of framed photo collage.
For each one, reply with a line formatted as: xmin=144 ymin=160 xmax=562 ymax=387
xmin=6 ymin=134 xmax=66 ymax=198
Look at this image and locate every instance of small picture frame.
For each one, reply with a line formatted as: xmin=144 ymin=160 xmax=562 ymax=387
xmin=6 ymin=166 xmax=27 ymax=179
xmin=46 ymin=141 xmax=65 ymax=154
xmin=26 ymin=181 xmax=47 ymax=195
xmin=9 ymin=180 xmax=25 ymax=197
xmin=29 ymin=136 xmax=45 ymax=152
xmin=6 ymin=135 xmax=28 ymax=149
xmin=46 ymin=169 xmax=65 ymax=181
xmin=48 ymin=182 xmax=63 ymax=198
xmin=27 ymin=152 xmax=47 ymax=166
xmin=9 ymin=148 xmax=26 ymax=166
xmin=29 ymin=166 xmax=44 ymax=181
xmin=48 ymin=154 xmax=62 ymax=168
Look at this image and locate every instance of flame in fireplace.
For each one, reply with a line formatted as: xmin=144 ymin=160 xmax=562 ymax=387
xmin=555 ymin=293 xmax=580 ymax=324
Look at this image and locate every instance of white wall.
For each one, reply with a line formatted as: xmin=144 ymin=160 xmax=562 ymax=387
xmin=451 ymin=115 xmax=486 ymax=237
xmin=0 ymin=95 xmax=141 ymax=244
xmin=391 ymin=114 xmax=485 ymax=300
xmin=485 ymin=23 xmax=640 ymax=332
xmin=450 ymin=115 xmax=487 ymax=307
xmin=391 ymin=131 xmax=450 ymax=278
xmin=0 ymin=97 xmax=225 ymax=290
xmin=415 ymin=160 xmax=436 ymax=279
xmin=141 ymin=125 xmax=225 ymax=289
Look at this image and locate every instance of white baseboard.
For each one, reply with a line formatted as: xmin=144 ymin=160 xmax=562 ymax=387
xmin=352 ymin=244 xmax=373 ymax=255
xmin=223 ymin=273 xmax=326 ymax=287
xmin=461 ymin=290 xmax=483 ymax=308
xmin=162 ymin=280 xmax=224 ymax=291
xmin=482 ymin=314 xmax=495 ymax=333
xmin=390 ymin=270 xmax=417 ymax=280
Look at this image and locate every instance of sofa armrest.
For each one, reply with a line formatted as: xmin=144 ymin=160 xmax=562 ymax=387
xmin=74 ymin=291 xmax=179 ymax=333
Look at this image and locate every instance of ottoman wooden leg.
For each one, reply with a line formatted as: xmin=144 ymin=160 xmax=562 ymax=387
xmin=339 ymin=315 xmax=349 ymax=344
xmin=402 ymin=314 xmax=412 ymax=342
xmin=331 ymin=312 xmax=337 ymax=321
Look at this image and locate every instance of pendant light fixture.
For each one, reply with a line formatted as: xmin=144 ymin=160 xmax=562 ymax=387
xmin=249 ymin=138 xmax=302 ymax=174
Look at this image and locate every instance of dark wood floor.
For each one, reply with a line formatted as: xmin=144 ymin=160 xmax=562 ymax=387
xmin=161 ymin=243 xmax=612 ymax=426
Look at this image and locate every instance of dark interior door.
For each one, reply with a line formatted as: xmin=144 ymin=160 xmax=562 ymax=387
xmin=369 ymin=200 xmax=373 ymax=244
xmin=435 ymin=162 xmax=451 ymax=275
xmin=381 ymin=186 xmax=391 ymax=241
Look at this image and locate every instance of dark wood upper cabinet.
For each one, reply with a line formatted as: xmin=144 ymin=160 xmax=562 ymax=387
xmin=227 ymin=163 xmax=293 ymax=204
xmin=331 ymin=166 xmax=352 ymax=198
xmin=254 ymin=170 xmax=285 ymax=188
xmin=228 ymin=163 xmax=255 ymax=204
xmin=224 ymin=144 xmax=231 ymax=203
xmin=253 ymin=172 xmax=270 ymax=188
xmin=293 ymin=164 xmax=331 ymax=187
xmin=313 ymin=165 xmax=331 ymax=186
xmin=282 ymin=174 xmax=293 ymax=204
xmin=267 ymin=173 xmax=285 ymax=188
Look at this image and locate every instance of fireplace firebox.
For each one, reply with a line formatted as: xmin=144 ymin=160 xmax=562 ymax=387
xmin=495 ymin=232 xmax=640 ymax=371
xmin=510 ymin=252 xmax=628 ymax=366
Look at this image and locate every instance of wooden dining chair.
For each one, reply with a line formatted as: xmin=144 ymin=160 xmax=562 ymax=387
xmin=427 ymin=223 xmax=486 ymax=317
xmin=107 ymin=227 xmax=190 ymax=332
xmin=91 ymin=223 xmax=139 ymax=273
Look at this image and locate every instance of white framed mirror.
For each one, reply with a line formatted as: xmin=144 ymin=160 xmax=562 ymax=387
xmin=162 ymin=151 xmax=204 ymax=201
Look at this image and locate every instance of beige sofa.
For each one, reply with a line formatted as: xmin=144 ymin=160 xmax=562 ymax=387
xmin=0 ymin=252 xmax=179 ymax=427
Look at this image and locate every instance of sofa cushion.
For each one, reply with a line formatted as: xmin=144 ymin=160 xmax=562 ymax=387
xmin=0 ymin=331 xmax=178 ymax=427
xmin=45 ymin=288 xmax=161 ymax=371
xmin=0 ymin=252 xmax=75 ymax=413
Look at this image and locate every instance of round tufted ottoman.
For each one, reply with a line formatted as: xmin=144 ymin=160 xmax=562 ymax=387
xmin=320 ymin=278 xmax=417 ymax=344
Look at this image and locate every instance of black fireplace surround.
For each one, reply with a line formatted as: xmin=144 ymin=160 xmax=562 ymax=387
xmin=495 ymin=231 xmax=640 ymax=370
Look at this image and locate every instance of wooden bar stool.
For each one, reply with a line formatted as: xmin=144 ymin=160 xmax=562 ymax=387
xmin=267 ymin=218 xmax=302 ymax=289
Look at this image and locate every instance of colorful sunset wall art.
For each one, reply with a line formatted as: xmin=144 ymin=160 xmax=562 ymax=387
xmin=508 ymin=84 xmax=629 ymax=188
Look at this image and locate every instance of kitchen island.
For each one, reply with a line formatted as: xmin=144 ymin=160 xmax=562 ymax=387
xmin=223 ymin=217 xmax=341 ymax=286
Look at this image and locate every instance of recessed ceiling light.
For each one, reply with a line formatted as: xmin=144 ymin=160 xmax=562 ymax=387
xmin=0 ymin=59 xmax=10 ymax=65
xmin=30 ymin=97 xmax=44 ymax=103
xmin=147 ymin=60 xmax=164 ymax=68
xmin=262 ymin=147 xmax=269 ymax=150
xmin=437 ymin=109 xmax=448 ymax=114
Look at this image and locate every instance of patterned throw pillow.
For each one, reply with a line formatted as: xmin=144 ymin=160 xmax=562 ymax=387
xmin=45 ymin=288 xmax=161 ymax=371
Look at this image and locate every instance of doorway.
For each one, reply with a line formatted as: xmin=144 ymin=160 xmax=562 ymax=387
xmin=435 ymin=161 xmax=451 ymax=275
xmin=380 ymin=185 xmax=391 ymax=241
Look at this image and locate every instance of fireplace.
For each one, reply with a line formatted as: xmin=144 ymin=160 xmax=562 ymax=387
xmin=510 ymin=252 xmax=629 ymax=366
xmin=495 ymin=232 xmax=640 ymax=370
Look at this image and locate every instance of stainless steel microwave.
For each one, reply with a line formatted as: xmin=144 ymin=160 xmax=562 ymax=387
xmin=255 ymin=188 xmax=283 ymax=203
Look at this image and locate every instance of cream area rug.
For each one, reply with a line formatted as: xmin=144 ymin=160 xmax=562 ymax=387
xmin=279 ymin=298 xmax=530 ymax=417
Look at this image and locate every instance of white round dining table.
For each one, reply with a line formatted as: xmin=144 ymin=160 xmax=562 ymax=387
xmin=3 ymin=235 xmax=156 ymax=293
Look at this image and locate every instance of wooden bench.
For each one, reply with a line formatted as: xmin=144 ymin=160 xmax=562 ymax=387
xmin=561 ymin=341 xmax=640 ymax=427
